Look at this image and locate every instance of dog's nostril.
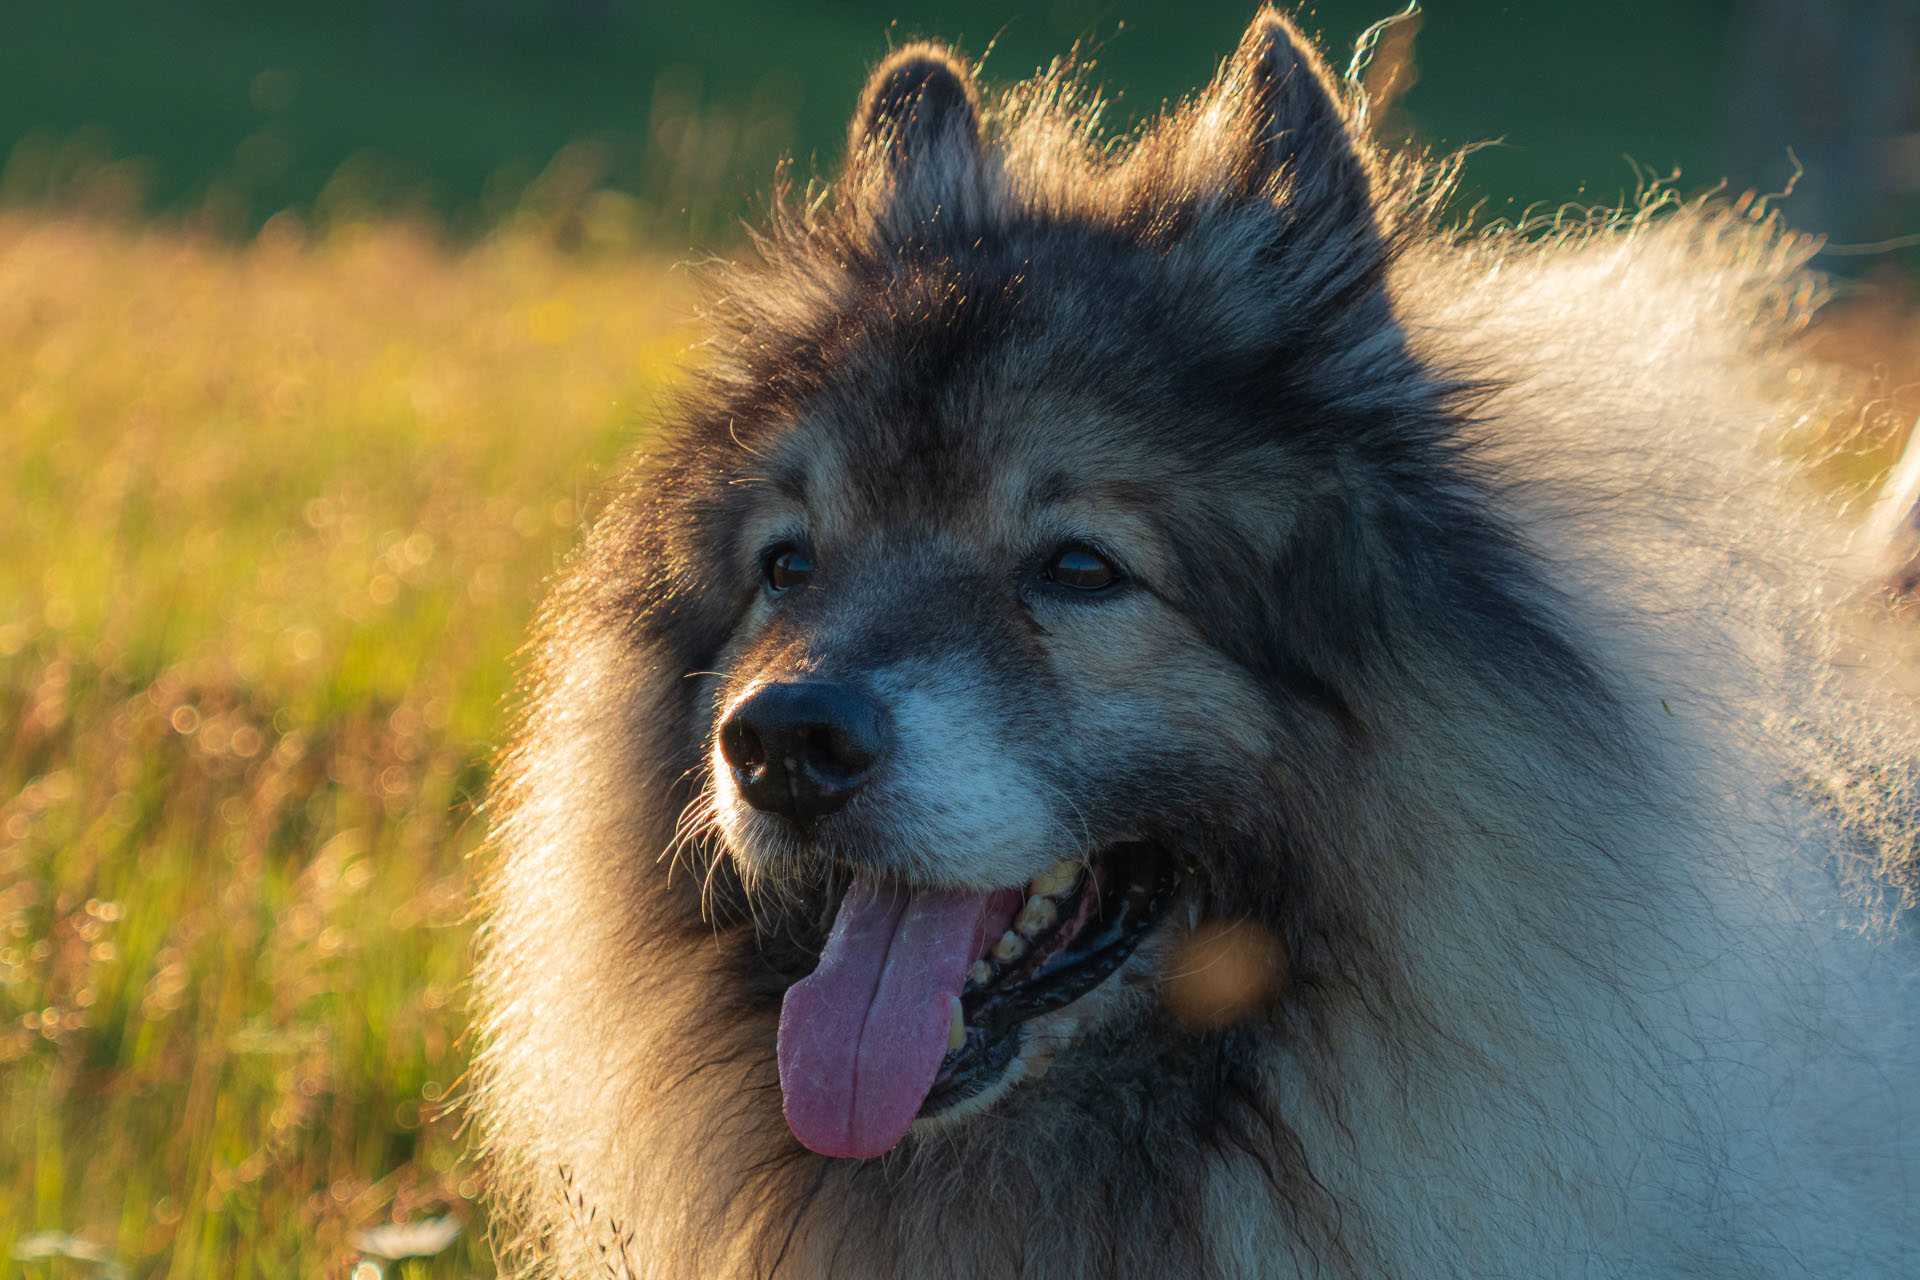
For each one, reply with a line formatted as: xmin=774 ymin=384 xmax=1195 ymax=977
xmin=721 ymin=720 xmax=766 ymax=773
xmin=804 ymin=724 xmax=871 ymax=780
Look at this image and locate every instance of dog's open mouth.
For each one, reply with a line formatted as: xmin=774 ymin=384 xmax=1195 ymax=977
xmin=776 ymin=841 xmax=1176 ymax=1159
xmin=928 ymin=841 xmax=1175 ymax=1114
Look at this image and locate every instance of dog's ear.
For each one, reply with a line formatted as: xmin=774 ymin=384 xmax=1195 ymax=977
xmin=848 ymin=44 xmax=982 ymax=181
xmin=1233 ymin=9 xmax=1375 ymax=228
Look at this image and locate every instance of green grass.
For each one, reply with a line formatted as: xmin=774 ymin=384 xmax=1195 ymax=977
xmin=0 ymin=211 xmax=692 ymax=1277
xmin=0 ymin=0 xmax=1740 ymax=242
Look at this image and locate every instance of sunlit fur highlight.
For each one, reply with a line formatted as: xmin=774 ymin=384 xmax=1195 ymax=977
xmin=475 ymin=11 xmax=1919 ymax=1278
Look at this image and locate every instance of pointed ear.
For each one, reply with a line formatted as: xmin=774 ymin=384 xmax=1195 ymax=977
xmin=849 ymin=44 xmax=982 ymax=175
xmin=1235 ymin=9 xmax=1375 ymax=227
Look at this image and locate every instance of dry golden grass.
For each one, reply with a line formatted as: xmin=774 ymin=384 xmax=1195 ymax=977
xmin=0 ymin=212 xmax=693 ymax=1278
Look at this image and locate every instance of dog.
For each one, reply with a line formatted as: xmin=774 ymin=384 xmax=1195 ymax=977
xmin=474 ymin=10 xmax=1920 ymax=1276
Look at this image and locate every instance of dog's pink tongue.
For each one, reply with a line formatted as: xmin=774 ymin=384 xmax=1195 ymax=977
xmin=777 ymin=878 xmax=990 ymax=1159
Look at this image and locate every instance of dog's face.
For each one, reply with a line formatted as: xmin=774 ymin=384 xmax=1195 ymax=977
xmin=657 ymin=13 xmax=1504 ymax=1161
xmin=702 ymin=399 xmax=1283 ymax=1142
xmin=709 ymin=407 xmax=1292 ymax=892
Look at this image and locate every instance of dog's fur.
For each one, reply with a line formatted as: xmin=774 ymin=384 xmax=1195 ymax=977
xmin=475 ymin=11 xmax=1920 ymax=1277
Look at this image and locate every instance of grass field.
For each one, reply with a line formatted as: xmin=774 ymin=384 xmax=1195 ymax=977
xmin=0 ymin=0 xmax=1737 ymax=241
xmin=0 ymin=210 xmax=693 ymax=1278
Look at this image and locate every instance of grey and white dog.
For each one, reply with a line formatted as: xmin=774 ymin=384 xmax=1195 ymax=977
xmin=475 ymin=10 xmax=1920 ymax=1277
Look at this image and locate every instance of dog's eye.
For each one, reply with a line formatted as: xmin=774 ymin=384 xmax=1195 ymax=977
xmin=1045 ymin=544 xmax=1120 ymax=592
xmin=764 ymin=544 xmax=814 ymax=592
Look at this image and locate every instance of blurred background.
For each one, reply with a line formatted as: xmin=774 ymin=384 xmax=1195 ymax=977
xmin=2 ymin=3 xmax=1916 ymax=1277
xmin=7 ymin=1 xmax=1920 ymax=252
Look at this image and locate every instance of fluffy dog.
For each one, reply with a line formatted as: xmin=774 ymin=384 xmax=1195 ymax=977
xmin=475 ymin=10 xmax=1920 ymax=1276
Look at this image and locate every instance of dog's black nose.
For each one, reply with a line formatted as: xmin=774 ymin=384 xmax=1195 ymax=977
xmin=718 ymin=682 xmax=888 ymax=827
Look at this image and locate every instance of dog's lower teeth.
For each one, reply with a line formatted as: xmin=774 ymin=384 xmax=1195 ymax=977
xmin=966 ymin=959 xmax=992 ymax=987
xmin=992 ymin=930 xmax=1025 ymax=962
xmin=948 ymin=996 xmax=966 ymax=1051
xmin=1015 ymin=896 xmax=1057 ymax=937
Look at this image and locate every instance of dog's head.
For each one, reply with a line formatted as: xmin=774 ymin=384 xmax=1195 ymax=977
xmin=633 ymin=9 xmax=1583 ymax=1160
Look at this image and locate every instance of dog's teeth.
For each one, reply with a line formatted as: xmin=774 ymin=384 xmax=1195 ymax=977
xmin=992 ymin=930 xmax=1025 ymax=962
xmin=1027 ymin=858 xmax=1080 ymax=897
xmin=947 ymin=997 xmax=965 ymax=1052
xmin=1025 ymin=1047 xmax=1054 ymax=1080
xmin=1015 ymin=896 xmax=1057 ymax=937
xmin=966 ymin=959 xmax=992 ymax=987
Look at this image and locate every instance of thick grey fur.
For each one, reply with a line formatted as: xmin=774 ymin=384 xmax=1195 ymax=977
xmin=475 ymin=9 xmax=1920 ymax=1277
